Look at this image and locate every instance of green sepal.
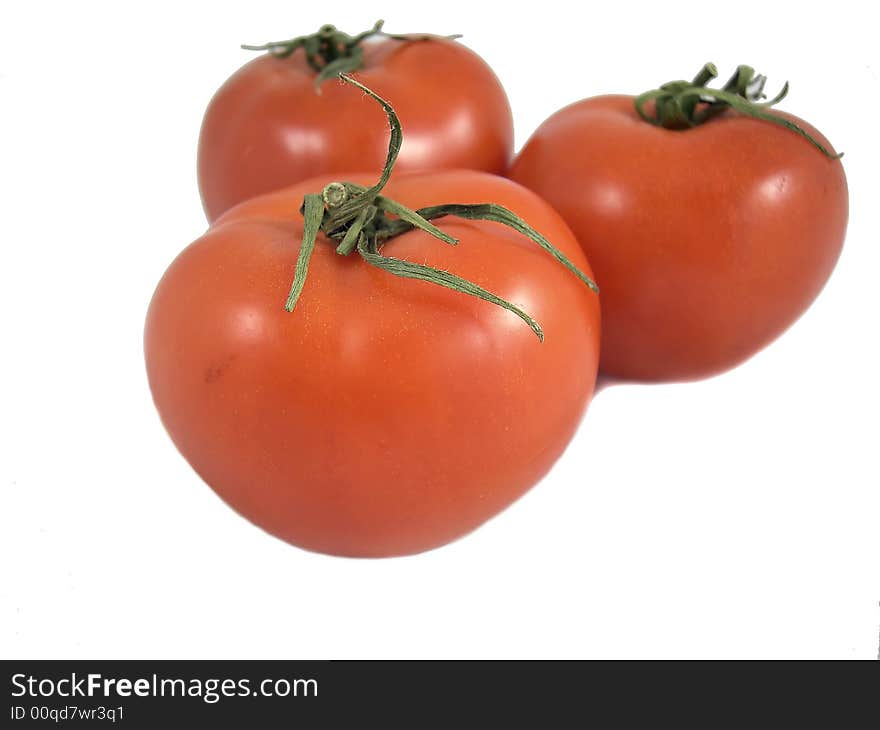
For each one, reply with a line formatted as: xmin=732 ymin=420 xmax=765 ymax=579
xmin=634 ymin=63 xmax=842 ymax=159
xmin=284 ymin=193 xmax=325 ymax=312
xmin=356 ymin=238 xmax=544 ymax=342
xmin=282 ymin=74 xmax=598 ymax=342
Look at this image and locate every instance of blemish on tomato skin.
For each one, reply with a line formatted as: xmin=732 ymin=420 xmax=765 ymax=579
xmin=204 ymin=354 xmax=237 ymax=384
xmin=758 ymin=174 xmax=790 ymax=203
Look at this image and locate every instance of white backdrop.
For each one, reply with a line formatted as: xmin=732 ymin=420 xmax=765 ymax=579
xmin=1 ymin=0 xmax=877 ymax=659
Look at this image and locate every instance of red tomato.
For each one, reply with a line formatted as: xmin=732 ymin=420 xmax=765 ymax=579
xmin=145 ymin=170 xmax=600 ymax=557
xmin=197 ymin=33 xmax=513 ymax=221
xmin=510 ymin=94 xmax=848 ymax=381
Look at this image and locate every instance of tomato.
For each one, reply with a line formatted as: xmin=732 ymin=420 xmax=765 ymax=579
xmin=197 ymin=26 xmax=513 ymax=221
xmin=145 ymin=170 xmax=600 ymax=557
xmin=509 ymin=70 xmax=848 ymax=382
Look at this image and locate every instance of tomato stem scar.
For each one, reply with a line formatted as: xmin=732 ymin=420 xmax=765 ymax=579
xmin=282 ymin=74 xmax=598 ymax=342
xmin=634 ymin=63 xmax=843 ymax=159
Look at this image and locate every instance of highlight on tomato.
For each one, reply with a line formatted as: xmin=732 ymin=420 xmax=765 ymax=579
xmin=197 ymin=20 xmax=514 ymax=221
xmin=509 ymin=63 xmax=848 ymax=382
xmin=148 ymin=76 xmax=600 ymax=557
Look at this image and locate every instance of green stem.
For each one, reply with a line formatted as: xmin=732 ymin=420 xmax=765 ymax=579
xmin=281 ymin=74 xmax=598 ymax=342
xmin=691 ymin=63 xmax=718 ymax=87
xmin=634 ymin=63 xmax=842 ymax=159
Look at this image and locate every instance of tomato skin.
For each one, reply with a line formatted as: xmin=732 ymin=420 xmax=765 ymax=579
xmin=145 ymin=170 xmax=600 ymax=557
xmin=197 ymin=38 xmax=513 ymax=222
xmin=509 ymin=95 xmax=848 ymax=382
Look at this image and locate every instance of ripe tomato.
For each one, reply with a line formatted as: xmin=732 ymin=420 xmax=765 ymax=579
xmin=510 ymin=82 xmax=847 ymax=382
xmin=145 ymin=170 xmax=600 ymax=557
xmin=197 ymin=28 xmax=513 ymax=221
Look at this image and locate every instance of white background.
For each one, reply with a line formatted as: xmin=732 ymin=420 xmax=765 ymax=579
xmin=2 ymin=0 xmax=878 ymax=659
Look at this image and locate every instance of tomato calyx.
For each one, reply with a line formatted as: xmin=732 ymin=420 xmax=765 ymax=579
xmin=241 ymin=20 xmax=462 ymax=90
xmin=634 ymin=63 xmax=842 ymax=159
xmin=283 ymin=74 xmax=598 ymax=342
